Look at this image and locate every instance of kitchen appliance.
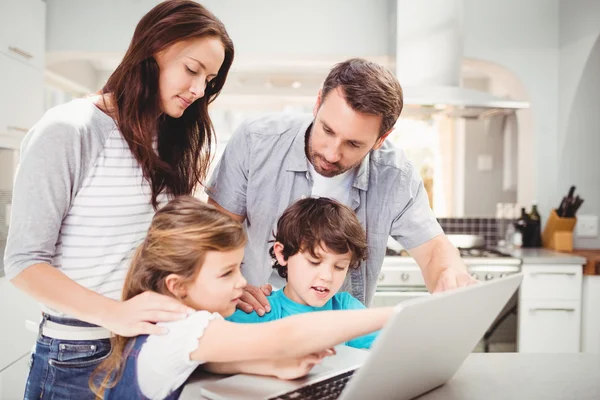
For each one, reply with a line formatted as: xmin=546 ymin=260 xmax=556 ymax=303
xmin=375 ymin=242 xmax=521 ymax=352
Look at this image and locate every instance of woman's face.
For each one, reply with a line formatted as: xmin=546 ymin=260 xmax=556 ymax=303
xmin=154 ymin=36 xmax=225 ymax=118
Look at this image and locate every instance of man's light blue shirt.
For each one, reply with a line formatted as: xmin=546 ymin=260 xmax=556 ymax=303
xmin=206 ymin=113 xmax=443 ymax=305
xmin=226 ymin=288 xmax=379 ymax=349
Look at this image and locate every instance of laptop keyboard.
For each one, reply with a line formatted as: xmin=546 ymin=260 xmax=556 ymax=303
xmin=268 ymin=370 xmax=356 ymax=400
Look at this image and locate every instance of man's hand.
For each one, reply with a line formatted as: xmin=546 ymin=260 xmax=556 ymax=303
xmin=237 ymin=283 xmax=273 ymax=316
xmin=433 ymin=268 xmax=478 ymax=293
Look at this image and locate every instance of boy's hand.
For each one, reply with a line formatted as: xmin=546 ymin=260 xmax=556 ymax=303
xmin=237 ymin=283 xmax=273 ymax=316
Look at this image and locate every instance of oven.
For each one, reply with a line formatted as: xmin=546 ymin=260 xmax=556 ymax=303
xmin=372 ymin=248 xmax=522 ymax=352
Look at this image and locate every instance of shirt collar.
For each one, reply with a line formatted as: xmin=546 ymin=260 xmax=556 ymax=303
xmin=277 ymin=287 xmax=334 ymax=313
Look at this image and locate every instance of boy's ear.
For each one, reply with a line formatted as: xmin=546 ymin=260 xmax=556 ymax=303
xmin=273 ymin=242 xmax=288 ymax=266
xmin=165 ymin=274 xmax=187 ymax=299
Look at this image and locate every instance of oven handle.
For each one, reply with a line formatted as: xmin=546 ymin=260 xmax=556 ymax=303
xmin=529 ymin=307 xmax=576 ymax=313
xmin=529 ymin=272 xmax=577 ymax=277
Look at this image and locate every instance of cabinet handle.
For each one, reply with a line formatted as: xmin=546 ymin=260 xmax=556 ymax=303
xmin=529 ymin=272 xmax=576 ymax=277
xmin=529 ymin=308 xmax=575 ymax=312
xmin=7 ymin=126 xmax=29 ymax=133
xmin=8 ymin=46 xmax=33 ymax=60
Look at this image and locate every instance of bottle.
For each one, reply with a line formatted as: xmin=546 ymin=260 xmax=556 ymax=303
xmin=504 ymin=205 xmax=516 ymax=249
xmin=516 ymin=207 xmax=529 ymax=235
xmin=496 ymin=203 xmax=506 ymax=247
xmin=527 ymin=202 xmax=543 ymax=247
xmin=530 ymin=204 xmax=541 ymax=221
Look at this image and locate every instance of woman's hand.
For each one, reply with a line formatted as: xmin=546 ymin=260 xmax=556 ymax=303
xmin=100 ymin=291 xmax=195 ymax=336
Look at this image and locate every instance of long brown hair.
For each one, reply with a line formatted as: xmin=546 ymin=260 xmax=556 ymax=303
xmin=90 ymin=196 xmax=247 ymax=397
xmin=102 ymin=0 xmax=234 ymax=208
xmin=270 ymin=197 xmax=368 ymax=279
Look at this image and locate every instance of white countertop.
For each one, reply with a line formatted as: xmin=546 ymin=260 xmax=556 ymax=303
xmin=500 ymin=247 xmax=587 ymax=265
xmin=181 ymin=353 xmax=600 ymax=400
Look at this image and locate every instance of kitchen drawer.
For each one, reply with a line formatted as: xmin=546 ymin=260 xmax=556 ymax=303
xmin=518 ymin=299 xmax=581 ymax=353
xmin=520 ymin=265 xmax=582 ymax=301
xmin=0 ymin=53 xmax=44 ymax=138
xmin=0 ymin=352 xmax=29 ymax=399
xmin=0 ymin=0 xmax=46 ymax=70
xmin=0 ymin=278 xmax=40 ymax=372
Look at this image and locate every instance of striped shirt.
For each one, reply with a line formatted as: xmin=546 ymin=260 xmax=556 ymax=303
xmin=4 ymin=98 xmax=167 ymax=316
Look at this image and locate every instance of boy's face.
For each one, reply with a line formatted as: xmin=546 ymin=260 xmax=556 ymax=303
xmin=180 ymin=247 xmax=247 ymax=317
xmin=275 ymin=242 xmax=352 ymax=307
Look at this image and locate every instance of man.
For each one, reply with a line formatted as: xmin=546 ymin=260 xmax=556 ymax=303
xmin=207 ymin=58 xmax=476 ymax=316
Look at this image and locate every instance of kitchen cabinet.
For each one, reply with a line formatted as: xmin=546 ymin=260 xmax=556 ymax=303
xmin=0 ymin=0 xmax=46 ymax=71
xmin=0 ymin=53 xmax=44 ymax=146
xmin=0 ymin=277 xmax=40 ymax=373
xmin=0 ymin=353 xmax=29 ymax=400
xmin=517 ymin=264 xmax=583 ymax=353
xmin=582 ymin=276 xmax=600 ymax=353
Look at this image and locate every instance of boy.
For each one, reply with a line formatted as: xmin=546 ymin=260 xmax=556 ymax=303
xmin=227 ymin=197 xmax=378 ymax=349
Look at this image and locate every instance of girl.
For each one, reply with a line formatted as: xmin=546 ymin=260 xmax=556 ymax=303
xmin=92 ymin=196 xmax=394 ymax=399
xmin=4 ymin=1 xmax=234 ymax=398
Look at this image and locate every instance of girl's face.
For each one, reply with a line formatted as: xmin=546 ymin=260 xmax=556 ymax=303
xmin=181 ymin=246 xmax=247 ymax=317
xmin=274 ymin=242 xmax=351 ymax=307
xmin=154 ymin=36 xmax=225 ymax=118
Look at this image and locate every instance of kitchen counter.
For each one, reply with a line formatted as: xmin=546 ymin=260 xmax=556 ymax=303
xmin=181 ymin=353 xmax=600 ymax=400
xmin=501 ymin=247 xmax=587 ymax=265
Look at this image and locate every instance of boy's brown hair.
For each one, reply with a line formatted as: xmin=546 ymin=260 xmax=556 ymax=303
xmin=270 ymin=197 xmax=368 ymax=279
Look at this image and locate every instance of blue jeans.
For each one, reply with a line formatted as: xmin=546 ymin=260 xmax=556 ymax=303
xmin=24 ymin=314 xmax=112 ymax=400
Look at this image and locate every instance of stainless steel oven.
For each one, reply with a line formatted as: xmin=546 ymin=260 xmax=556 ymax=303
xmin=372 ymin=247 xmax=522 ymax=352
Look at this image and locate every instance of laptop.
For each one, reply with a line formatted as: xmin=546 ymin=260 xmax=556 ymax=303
xmin=201 ymin=273 xmax=523 ymax=400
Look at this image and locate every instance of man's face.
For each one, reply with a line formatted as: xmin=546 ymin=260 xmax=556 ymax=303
xmin=307 ymin=87 xmax=390 ymax=177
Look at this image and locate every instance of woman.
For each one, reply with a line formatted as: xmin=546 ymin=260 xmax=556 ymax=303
xmin=3 ymin=1 xmax=234 ymax=398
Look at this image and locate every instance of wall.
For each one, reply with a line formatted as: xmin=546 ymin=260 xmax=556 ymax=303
xmin=46 ymin=59 xmax=98 ymax=92
xmin=463 ymin=0 xmax=560 ymax=221
xmin=46 ymin=0 xmax=394 ymax=59
xmin=558 ymin=0 xmax=600 ymax=249
xmin=462 ymin=77 xmax=517 ymax=217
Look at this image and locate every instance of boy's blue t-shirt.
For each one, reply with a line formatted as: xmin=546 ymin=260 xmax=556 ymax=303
xmin=226 ymin=288 xmax=379 ymax=349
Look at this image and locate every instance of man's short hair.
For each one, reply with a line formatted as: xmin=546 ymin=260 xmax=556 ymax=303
xmin=321 ymin=58 xmax=404 ymax=137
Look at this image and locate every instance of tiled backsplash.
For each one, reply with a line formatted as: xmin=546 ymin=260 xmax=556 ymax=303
xmin=438 ymin=217 xmax=512 ymax=248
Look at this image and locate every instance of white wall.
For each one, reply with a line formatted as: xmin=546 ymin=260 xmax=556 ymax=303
xmin=462 ymin=78 xmax=517 ymax=217
xmin=46 ymin=0 xmax=394 ymax=59
xmin=463 ymin=0 xmax=560 ymax=221
xmin=558 ymin=0 xmax=600 ymax=249
xmin=46 ymin=59 xmax=98 ymax=92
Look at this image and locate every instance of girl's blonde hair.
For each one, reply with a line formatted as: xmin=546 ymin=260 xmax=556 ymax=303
xmin=91 ymin=195 xmax=247 ymax=397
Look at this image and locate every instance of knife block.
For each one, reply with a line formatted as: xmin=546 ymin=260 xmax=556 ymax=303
xmin=542 ymin=209 xmax=577 ymax=252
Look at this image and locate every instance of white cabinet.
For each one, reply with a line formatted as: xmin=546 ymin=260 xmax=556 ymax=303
xmin=0 ymin=353 xmax=29 ymax=400
xmin=518 ymin=264 xmax=583 ymax=353
xmin=0 ymin=53 xmax=44 ymax=144
xmin=0 ymin=0 xmax=46 ymax=70
xmin=581 ymin=276 xmax=600 ymax=353
xmin=0 ymin=277 xmax=40 ymax=373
